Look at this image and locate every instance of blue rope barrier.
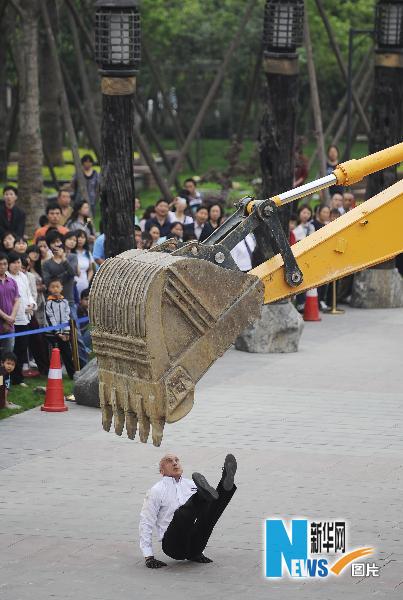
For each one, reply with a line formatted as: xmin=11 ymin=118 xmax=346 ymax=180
xmin=0 ymin=317 xmax=90 ymax=340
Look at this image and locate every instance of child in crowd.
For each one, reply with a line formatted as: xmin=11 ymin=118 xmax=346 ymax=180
xmin=0 ymin=352 xmax=19 ymax=410
xmin=14 ymin=237 xmax=28 ymax=255
xmin=289 ymin=214 xmax=298 ymax=245
xmin=77 ymin=288 xmax=91 ymax=352
xmin=45 ymin=278 xmax=75 ymax=379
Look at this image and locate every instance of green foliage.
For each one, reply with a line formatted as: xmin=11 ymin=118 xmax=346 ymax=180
xmin=139 ymin=0 xmax=376 ymax=135
xmin=302 ymin=0 xmax=376 ymax=123
xmin=6 ymin=0 xmax=378 ymax=164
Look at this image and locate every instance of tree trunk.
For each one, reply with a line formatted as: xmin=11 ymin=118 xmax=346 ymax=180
xmin=39 ymin=0 xmax=64 ymax=166
xmin=314 ymin=0 xmax=370 ymax=135
xmin=236 ymin=51 xmax=262 ymax=144
xmin=18 ymin=0 xmax=44 ymax=235
xmin=6 ymin=86 xmax=19 ymax=160
xmin=308 ymin=51 xmax=372 ymax=170
xmin=142 ymin=40 xmax=195 ymax=172
xmin=332 ymin=62 xmax=373 ymax=146
xmin=133 ymin=123 xmax=172 ymax=202
xmin=39 ymin=0 xmax=89 ymax=203
xmin=304 ymin=7 xmax=328 ymax=202
xmin=67 ymin=9 xmax=101 ymax=158
xmin=65 ymin=0 xmax=102 ymax=136
xmin=0 ymin=4 xmax=8 ymax=181
xmin=101 ymin=92 xmax=135 ymax=258
xmin=168 ymin=0 xmax=258 ymax=187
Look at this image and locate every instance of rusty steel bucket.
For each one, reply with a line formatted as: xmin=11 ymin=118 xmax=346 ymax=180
xmin=89 ymin=249 xmax=263 ymax=446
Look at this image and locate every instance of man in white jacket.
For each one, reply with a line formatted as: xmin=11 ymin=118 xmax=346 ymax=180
xmin=7 ymin=252 xmax=36 ymax=386
xmin=139 ymin=453 xmax=237 ymax=569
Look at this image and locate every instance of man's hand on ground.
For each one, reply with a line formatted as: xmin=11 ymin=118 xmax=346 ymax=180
xmin=145 ymin=556 xmax=167 ymax=569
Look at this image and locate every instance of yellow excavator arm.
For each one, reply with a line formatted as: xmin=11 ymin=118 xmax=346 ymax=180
xmin=90 ymin=143 xmax=403 ymax=446
xmin=252 ymin=178 xmax=403 ymax=303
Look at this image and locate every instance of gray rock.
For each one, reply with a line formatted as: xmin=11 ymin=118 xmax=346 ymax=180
xmin=74 ymin=358 xmax=100 ymax=408
xmin=351 ymin=268 xmax=403 ymax=308
xmin=235 ymin=301 xmax=304 ymax=353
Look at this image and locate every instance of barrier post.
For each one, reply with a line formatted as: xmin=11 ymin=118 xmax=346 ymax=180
xmin=327 ymin=280 xmax=345 ymax=315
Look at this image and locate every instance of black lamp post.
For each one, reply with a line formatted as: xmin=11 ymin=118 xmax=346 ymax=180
xmin=351 ymin=0 xmax=403 ymax=306
xmin=367 ymin=0 xmax=403 ymax=200
xmin=95 ymin=0 xmax=140 ymax=258
xmin=258 ymin=0 xmax=304 ymax=248
xmin=236 ymin=0 xmax=305 ymax=353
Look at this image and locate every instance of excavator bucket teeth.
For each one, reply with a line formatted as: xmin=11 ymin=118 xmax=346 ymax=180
xmin=89 ymin=249 xmax=263 ymax=446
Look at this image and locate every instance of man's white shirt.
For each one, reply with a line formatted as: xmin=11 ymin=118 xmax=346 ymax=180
xmin=139 ymin=476 xmax=197 ymax=557
xmin=230 ymin=233 xmax=256 ymax=272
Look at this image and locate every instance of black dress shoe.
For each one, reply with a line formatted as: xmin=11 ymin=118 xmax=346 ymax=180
xmin=222 ymin=453 xmax=237 ymax=491
xmin=192 ymin=472 xmax=219 ymax=501
xmin=189 ymin=554 xmax=213 ymax=563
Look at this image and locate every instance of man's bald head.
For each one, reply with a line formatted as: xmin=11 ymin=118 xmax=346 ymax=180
xmin=159 ymin=454 xmax=183 ymax=480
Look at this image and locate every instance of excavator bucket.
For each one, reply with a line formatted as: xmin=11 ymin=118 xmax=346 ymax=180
xmin=89 ymin=249 xmax=263 ymax=446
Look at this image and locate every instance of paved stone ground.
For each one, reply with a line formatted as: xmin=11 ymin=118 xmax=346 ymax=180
xmin=1 ymin=307 xmax=403 ymax=599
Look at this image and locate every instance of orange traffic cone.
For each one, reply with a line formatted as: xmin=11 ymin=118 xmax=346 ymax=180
xmin=41 ymin=348 xmax=68 ymax=412
xmin=303 ymin=288 xmax=321 ymax=322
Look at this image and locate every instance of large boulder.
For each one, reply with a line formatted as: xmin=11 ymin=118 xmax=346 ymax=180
xmin=74 ymin=358 xmax=100 ymax=408
xmin=351 ymin=268 xmax=403 ymax=308
xmin=235 ymin=301 xmax=304 ymax=353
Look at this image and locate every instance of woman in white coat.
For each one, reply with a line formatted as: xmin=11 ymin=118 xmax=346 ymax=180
xmin=7 ymin=251 xmax=36 ymax=386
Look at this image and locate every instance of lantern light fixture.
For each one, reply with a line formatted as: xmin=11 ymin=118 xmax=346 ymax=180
xmin=376 ymin=0 xmax=403 ymax=50
xmin=263 ymin=0 xmax=304 ymax=56
xmin=95 ymin=0 xmax=141 ymax=77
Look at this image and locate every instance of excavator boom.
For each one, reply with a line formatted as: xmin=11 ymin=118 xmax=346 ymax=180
xmin=253 ymin=178 xmax=403 ymax=303
xmin=90 ymin=143 xmax=403 ymax=446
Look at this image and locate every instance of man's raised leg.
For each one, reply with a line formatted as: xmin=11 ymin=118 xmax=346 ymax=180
xmin=186 ymin=455 xmax=237 ymax=560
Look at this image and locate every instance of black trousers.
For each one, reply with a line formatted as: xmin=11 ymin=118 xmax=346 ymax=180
xmin=28 ymin=316 xmax=50 ymax=376
xmin=47 ymin=335 xmax=76 ymax=379
xmin=162 ymin=479 xmax=236 ymax=560
xmin=11 ymin=324 xmax=30 ymax=384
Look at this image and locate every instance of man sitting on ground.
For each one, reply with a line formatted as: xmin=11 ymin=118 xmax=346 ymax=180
xmin=139 ymin=453 xmax=237 ymax=568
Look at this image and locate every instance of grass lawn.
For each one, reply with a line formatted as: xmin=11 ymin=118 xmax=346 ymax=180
xmin=0 ymin=375 xmax=74 ymax=421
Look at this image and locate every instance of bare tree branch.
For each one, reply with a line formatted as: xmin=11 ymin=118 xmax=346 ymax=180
xmin=65 ymin=0 xmax=94 ymax=56
xmin=9 ymin=0 xmax=24 ymax=20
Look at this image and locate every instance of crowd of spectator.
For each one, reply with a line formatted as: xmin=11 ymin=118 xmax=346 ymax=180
xmin=136 ymin=179 xmax=224 ymax=249
xmin=288 ymin=188 xmax=358 ymax=312
xmin=0 ymin=161 xmax=360 ymax=408
xmin=1 ymin=149 xmax=401 ymax=410
xmin=0 ymin=172 xmax=220 ymax=411
xmin=0 ymin=157 xmax=101 ymax=409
